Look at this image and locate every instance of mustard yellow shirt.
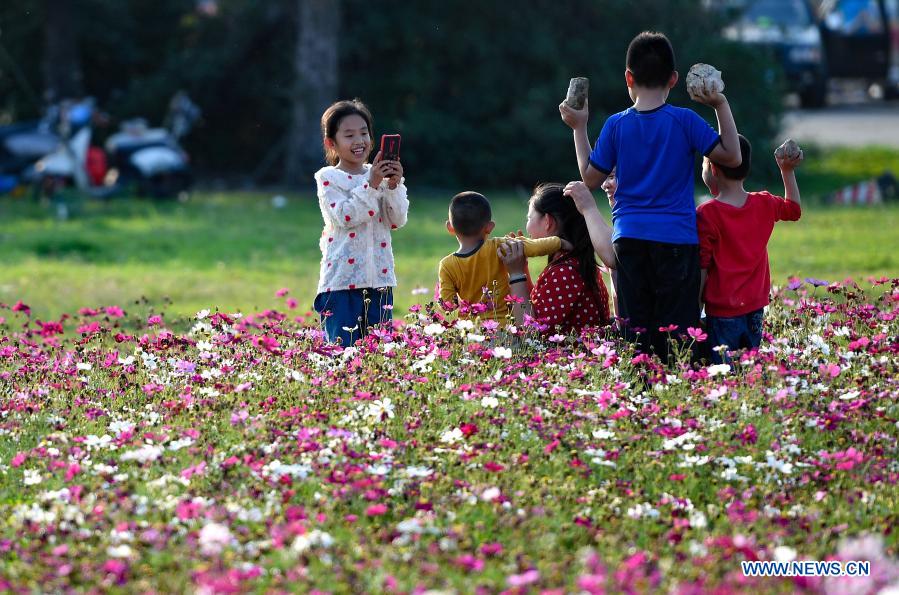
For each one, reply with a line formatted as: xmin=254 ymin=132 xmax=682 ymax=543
xmin=437 ymin=236 xmax=561 ymax=319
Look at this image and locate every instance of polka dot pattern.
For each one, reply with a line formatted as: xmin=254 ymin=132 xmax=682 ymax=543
xmin=531 ymin=257 xmax=610 ymax=334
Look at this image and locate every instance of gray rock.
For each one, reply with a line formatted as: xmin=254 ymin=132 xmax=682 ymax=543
xmin=686 ymin=63 xmax=724 ymax=98
xmin=775 ymin=138 xmax=802 ymax=160
xmin=565 ymin=77 xmax=589 ymax=110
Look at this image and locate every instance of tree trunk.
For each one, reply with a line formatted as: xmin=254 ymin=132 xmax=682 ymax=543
xmin=284 ymin=0 xmax=339 ymax=189
xmin=43 ymin=0 xmax=83 ymax=103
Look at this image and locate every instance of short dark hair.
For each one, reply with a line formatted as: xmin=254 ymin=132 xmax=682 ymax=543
xmin=712 ymin=134 xmax=752 ymax=180
xmin=626 ymin=32 xmax=676 ymax=88
xmin=449 ymin=191 xmax=492 ymax=237
xmin=320 ymin=99 xmax=374 ymax=165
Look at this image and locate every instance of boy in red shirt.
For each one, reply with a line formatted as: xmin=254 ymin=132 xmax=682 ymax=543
xmin=697 ymin=135 xmax=803 ymax=363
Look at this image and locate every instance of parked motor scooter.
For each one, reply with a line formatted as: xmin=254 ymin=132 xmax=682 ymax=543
xmin=104 ymin=92 xmax=199 ymax=199
xmin=0 ymin=115 xmax=61 ymax=195
xmin=28 ymin=97 xmax=115 ymax=198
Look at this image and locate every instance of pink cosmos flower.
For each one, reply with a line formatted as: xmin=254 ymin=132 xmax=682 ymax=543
xmin=105 ymin=306 xmax=125 ymax=318
xmin=366 ymin=503 xmax=388 ymax=516
xmin=819 ymin=363 xmax=841 ymax=378
xmin=687 ymin=327 xmax=707 ymax=342
xmin=276 ymin=288 xmax=290 ymax=297
xmin=76 ymin=321 xmax=101 ymax=335
xmin=147 ymin=315 xmax=163 ymax=326
xmin=481 ymin=542 xmax=503 ymax=557
xmin=507 ymin=569 xmax=540 ymax=587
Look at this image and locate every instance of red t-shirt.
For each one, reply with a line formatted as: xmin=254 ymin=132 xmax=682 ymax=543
xmin=697 ymin=191 xmax=801 ymax=317
xmin=531 ymin=253 xmax=610 ymax=333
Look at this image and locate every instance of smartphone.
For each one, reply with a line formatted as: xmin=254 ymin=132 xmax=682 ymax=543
xmin=380 ymin=134 xmax=401 ymax=162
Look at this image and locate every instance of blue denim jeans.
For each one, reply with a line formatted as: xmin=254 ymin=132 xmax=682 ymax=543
xmin=313 ymin=287 xmax=393 ymax=345
xmin=707 ymin=308 xmax=765 ymax=363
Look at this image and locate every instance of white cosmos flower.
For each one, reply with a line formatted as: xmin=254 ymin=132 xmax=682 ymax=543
xmin=108 ymin=420 xmax=135 ymax=435
xmin=106 ymin=545 xmax=133 ymax=558
xmin=404 ymin=466 xmax=433 ymax=478
xmin=366 ymin=398 xmax=395 ymax=420
xmin=23 ymin=469 xmax=42 ymax=486
xmin=773 ymin=546 xmax=797 ymax=562
xmin=481 ymin=487 xmax=501 ymax=502
xmin=423 ymin=323 xmax=445 ymax=336
xmin=196 ymin=309 xmax=210 ymax=320
xmin=707 ymin=363 xmax=731 ymax=377
xmin=455 ymin=319 xmax=475 ymax=330
xmin=120 ymin=445 xmax=164 ymax=463
xmin=291 ymin=530 xmax=333 ymax=554
xmin=440 ymin=428 xmax=464 ymax=444
xmin=492 ymin=346 xmax=513 ymax=359
xmin=480 ymin=396 xmax=499 ymax=409
xmin=199 ymin=522 xmax=232 ymax=556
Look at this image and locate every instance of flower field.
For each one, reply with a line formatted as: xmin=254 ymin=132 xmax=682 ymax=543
xmin=1 ymin=278 xmax=897 ymax=593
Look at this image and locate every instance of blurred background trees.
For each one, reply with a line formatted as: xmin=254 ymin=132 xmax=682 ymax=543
xmin=0 ymin=0 xmax=783 ymax=189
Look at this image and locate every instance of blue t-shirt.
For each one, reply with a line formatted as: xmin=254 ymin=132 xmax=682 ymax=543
xmin=588 ymin=104 xmax=720 ymax=245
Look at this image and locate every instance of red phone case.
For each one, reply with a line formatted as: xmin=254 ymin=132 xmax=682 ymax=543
xmin=380 ymin=134 xmax=401 ymax=161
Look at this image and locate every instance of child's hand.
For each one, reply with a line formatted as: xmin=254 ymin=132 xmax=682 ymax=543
xmin=689 ymin=84 xmax=727 ymax=109
xmin=497 ymin=240 xmax=527 ymax=276
xmin=369 ymin=151 xmax=391 ymax=188
xmin=384 ymin=160 xmax=403 ymax=189
xmin=559 ymin=99 xmax=589 ymax=130
xmin=563 ymin=181 xmax=598 ymax=214
xmin=775 ymin=140 xmax=804 ymax=172
xmin=775 ymin=149 xmax=803 ymax=172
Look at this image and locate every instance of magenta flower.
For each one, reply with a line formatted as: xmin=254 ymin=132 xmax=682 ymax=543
xmin=365 ymin=503 xmax=388 ymax=517
xmin=687 ymin=327 xmax=707 ymax=342
xmin=104 ymin=305 xmax=125 ymax=317
xmin=507 ymin=569 xmax=540 ymax=587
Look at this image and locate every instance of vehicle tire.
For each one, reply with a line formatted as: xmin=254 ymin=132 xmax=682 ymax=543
xmin=799 ymin=77 xmax=828 ymax=109
xmin=147 ymin=172 xmax=190 ymax=199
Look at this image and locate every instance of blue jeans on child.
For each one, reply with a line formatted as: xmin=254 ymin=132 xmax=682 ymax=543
xmin=313 ymin=287 xmax=393 ymax=345
xmin=706 ymin=308 xmax=765 ymax=363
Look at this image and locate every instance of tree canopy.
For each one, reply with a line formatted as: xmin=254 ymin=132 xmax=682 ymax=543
xmin=0 ymin=0 xmax=783 ymax=188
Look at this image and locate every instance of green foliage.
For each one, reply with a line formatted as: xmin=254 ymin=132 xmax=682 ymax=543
xmin=1 ymin=0 xmax=783 ymax=186
xmin=342 ymin=0 xmax=784 ymax=187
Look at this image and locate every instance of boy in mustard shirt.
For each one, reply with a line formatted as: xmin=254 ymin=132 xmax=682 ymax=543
xmin=438 ymin=191 xmax=572 ymax=320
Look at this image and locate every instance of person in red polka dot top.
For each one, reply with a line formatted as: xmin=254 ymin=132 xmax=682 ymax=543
xmin=312 ymin=100 xmax=409 ymax=346
xmin=498 ymin=183 xmax=612 ymax=335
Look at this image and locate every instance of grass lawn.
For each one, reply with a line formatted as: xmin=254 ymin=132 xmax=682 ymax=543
xmin=1 ymin=146 xmax=897 ymax=326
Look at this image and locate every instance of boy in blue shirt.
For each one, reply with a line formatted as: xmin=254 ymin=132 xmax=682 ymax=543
xmin=560 ymin=31 xmax=742 ymax=359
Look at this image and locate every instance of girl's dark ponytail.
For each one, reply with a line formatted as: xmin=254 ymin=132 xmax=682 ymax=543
xmin=529 ymin=183 xmax=602 ymax=297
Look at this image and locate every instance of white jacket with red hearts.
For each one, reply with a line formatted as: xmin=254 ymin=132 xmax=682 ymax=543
xmin=314 ymin=164 xmax=408 ymax=294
